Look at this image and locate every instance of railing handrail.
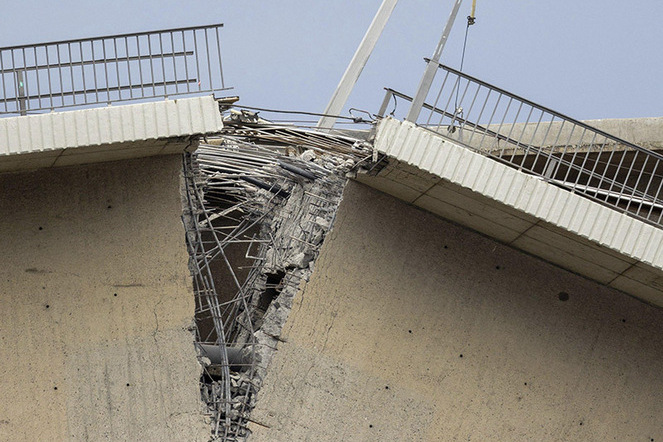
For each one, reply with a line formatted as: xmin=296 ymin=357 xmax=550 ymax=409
xmin=427 ymin=60 xmax=663 ymax=162
xmin=0 ymin=51 xmax=195 ymax=75
xmin=383 ymin=87 xmax=561 ymax=158
xmin=382 ymin=87 xmax=660 ymax=205
xmin=1 ymin=24 xmax=228 ymax=116
xmin=379 ymin=67 xmax=663 ymax=227
xmin=0 ymin=23 xmax=224 ymax=53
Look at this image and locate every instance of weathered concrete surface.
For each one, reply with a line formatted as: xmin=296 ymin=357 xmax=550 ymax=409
xmin=366 ymin=117 xmax=663 ymax=308
xmin=248 ymin=181 xmax=663 ymax=441
xmin=0 ymin=155 xmax=208 ymax=441
xmin=587 ymin=116 xmax=663 ymax=151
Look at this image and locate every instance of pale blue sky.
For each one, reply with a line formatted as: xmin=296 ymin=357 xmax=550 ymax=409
xmin=3 ymin=1 xmax=662 ymax=121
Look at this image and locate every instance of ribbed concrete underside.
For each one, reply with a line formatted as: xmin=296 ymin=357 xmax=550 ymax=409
xmin=0 ymin=96 xmax=223 ymax=173
xmin=360 ymin=117 xmax=663 ymax=307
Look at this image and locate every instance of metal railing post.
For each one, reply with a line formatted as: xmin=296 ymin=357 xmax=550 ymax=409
xmin=405 ymin=0 xmax=463 ymax=123
xmin=17 ymin=70 xmax=26 ymax=115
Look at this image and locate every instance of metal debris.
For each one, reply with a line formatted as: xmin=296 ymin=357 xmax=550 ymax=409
xmin=181 ymin=111 xmax=372 ymax=440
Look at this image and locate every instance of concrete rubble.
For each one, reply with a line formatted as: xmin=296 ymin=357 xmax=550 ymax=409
xmin=181 ymin=110 xmax=373 ymax=440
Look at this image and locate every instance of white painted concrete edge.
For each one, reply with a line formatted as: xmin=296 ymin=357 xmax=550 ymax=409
xmin=0 ymin=95 xmax=223 ymax=161
xmin=374 ymin=117 xmax=663 ymax=273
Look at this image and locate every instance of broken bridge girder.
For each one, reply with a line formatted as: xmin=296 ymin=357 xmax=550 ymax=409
xmin=182 ymin=120 xmax=373 ymax=441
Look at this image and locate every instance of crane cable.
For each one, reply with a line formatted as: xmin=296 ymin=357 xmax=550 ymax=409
xmin=452 ymin=0 xmax=477 ymax=134
xmin=461 ymin=0 xmax=476 ymax=72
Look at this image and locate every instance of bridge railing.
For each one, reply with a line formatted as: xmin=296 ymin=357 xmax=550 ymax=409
xmin=0 ymin=24 xmax=229 ymax=116
xmin=378 ymin=63 xmax=663 ymax=227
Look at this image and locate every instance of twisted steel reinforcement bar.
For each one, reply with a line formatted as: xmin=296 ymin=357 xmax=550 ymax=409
xmin=378 ymin=63 xmax=663 ymax=228
xmin=0 ymin=24 xmax=229 ymax=115
xmin=182 ymin=114 xmax=373 ymax=440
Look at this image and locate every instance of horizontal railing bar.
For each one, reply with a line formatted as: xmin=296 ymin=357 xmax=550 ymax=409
xmin=426 ymin=60 xmax=663 ymax=162
xmin=0 ymin=51 xmax=194 ymax=74
xmin=0 ymin=89 xmax=233 ymax=115
xmin=385 ymin=87 xmax=542 ymax=160
xmin=383 ymin=87 xmax=525 ymax=152
xmin=383 ymin=49 xmax=663 ymax=227
xmin=381 ymin=87 xmax=657 ymax=221
xmin=387 ymin=82 xmax=663 ymax=188
xmin=550 ymin=180 xmax=662 ymax=208
xmin=0 ymin=78 xmax=199 ymax=103
xmin=0 ymin=24 xmax=223 ymax=52
xmin=1 ymin=23 xmax=227 ymax=117
xmin=0 ymin=88 xmax=233 ymax=115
